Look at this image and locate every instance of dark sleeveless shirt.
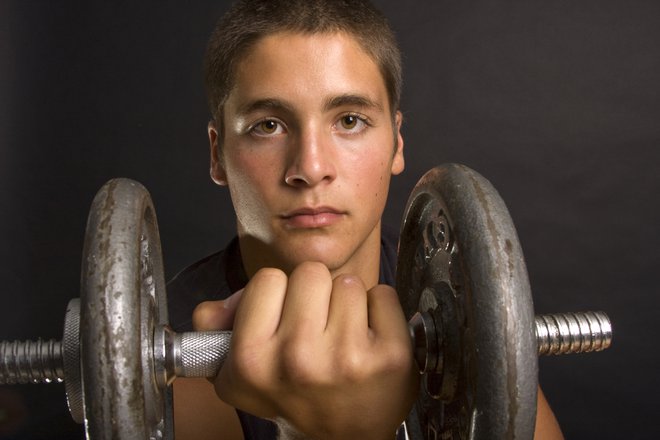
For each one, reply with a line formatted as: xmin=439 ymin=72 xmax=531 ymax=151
xmin=167 ymin=226 xmax=401 ymax=439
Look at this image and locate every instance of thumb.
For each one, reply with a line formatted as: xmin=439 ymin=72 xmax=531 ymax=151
xmin=192 ymin=289 xmax=243 ymax=331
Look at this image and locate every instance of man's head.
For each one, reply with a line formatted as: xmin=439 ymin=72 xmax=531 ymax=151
xmin=204 ymin=0 xmax=402 ymax=130
xmin=205 ymin=0 xmax=405 ymax=283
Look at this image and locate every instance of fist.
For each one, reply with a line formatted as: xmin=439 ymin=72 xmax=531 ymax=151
xmin=194 ymin=262 xmax=419 ymax=440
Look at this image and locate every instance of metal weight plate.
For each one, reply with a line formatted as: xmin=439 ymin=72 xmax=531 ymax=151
xmin=80 ymin=178 xmax=171 ymax=440
xmin=397 ymin=164 xmax=538 ymax=439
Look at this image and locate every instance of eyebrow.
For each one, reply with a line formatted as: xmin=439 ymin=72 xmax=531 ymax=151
xmin=236 ymin=94 xmax=384 ymax=117
xmin=237 ymin=98 xmax=295 ymax=116
xmin=323 ymin=94 xmax=384 ymax=113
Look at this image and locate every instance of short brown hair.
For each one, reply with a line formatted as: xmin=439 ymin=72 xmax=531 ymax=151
xmin=203 ymin=0 xmax=402 ymax=125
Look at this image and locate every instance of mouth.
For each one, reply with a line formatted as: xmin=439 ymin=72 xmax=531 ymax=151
xmin=281 ymin=207 xmax=346 ymax=229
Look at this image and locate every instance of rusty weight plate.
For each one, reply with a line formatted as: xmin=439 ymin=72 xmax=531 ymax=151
xmin=80 ymin=178 xmax=172 ymax=440
xmin=397 ymin=164 xmax=538 ymax=440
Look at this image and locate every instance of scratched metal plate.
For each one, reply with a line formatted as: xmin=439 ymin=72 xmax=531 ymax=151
xmin=397 ymin=164 xmax=538 ymax=440
xmin=80 ymin=178 xmax=171 ymax=440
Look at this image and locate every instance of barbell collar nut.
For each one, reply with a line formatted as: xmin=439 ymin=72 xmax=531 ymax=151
xmin=408 ymin=311 xmax=442 ymax=373
xmin=62 ymin=298 xmax=83 ymax=423
xmin=153 ymin=325 xmax=176 ymax=389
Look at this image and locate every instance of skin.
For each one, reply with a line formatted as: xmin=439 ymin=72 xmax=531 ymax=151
xmin=210 ymin=31 xmax=404 ymax=285
xmin=174 ymin=31 xmax=564 ymax=440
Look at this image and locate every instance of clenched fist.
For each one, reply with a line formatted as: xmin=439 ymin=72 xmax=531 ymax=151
xmin=193 ymin=262 xmax=419 ymax=440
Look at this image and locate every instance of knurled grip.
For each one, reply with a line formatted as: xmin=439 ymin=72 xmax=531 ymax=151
xmin=62 ymin=298 xmax=83 ymax=423
xmin=535 ymin=311 xmax=612 ymax=355
xmin=173 ymin=331 xmax=232 ymax=378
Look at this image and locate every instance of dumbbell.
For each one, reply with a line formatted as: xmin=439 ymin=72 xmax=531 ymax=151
xmin=0 ymin=164 xmax=612 ymax=439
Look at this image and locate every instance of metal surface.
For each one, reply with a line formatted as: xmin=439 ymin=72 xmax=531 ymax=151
xmin=80 ymin=178 xmax=170 ymax=440
xmin=175 ymin=331 xmax=232 ymax=378
xmin=0 ymin=338 xmax=63 ymax=384
xmin=153 ymin=327 xmax=232 ymax=387
xmin=397 ymin=163 xmax=538 ymax=440
xmin=536 ymin=311 xmax=612 ymax=356
xmin=63 ymin=298 xmax=83 ymax=423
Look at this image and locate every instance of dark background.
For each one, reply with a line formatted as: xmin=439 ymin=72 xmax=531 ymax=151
xmin=1 ymin=1 xmax=658 ymax=438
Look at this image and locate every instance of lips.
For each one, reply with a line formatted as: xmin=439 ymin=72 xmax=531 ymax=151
xmin=281 ymin=207 xmax=345 ymax=229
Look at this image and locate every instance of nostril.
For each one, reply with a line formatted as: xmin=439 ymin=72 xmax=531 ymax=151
xmin=284 ymin=174 xmax=310 ymax=186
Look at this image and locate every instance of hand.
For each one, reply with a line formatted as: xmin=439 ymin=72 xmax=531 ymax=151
xmin=193 ymin=262 xmax=419 ymax=440
xmin=193 ymin=288 xmax=243 ymax=332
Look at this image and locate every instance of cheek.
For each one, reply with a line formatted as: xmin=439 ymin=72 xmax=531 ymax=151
xmin=349 ymin=153 xmax=393 ymax=203
xmin=225 ymin=146 xmax=273 ymax=187
xmin=373 ymin=170 xmax=392 ymax=202
xmin=224 ymin=153 xmax=273 ymax=210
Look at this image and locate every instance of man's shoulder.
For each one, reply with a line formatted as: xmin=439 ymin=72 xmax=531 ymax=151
xmin=169 ymin=250 xmax=225 ymax=289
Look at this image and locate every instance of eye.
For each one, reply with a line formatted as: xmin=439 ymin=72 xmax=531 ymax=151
xmin=336 ymin=113 xmax=369 ymax=133
xmin=341 ymin=115 xmax=359 ymax=129
xmin=251 ymin=119 xmax=285 ymax=136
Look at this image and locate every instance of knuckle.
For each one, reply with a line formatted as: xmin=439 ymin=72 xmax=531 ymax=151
xmin=224 ymin=343 xmax=274 ymax=393
xmin=229 ymin=343 xmax=262 ymax=376
xmin=379 ymin=340 xmax=413 ymax=373
xmin=335 ymin=350 xmax=369 ymax=382
xmin=295 ymin=261 xmax=331 ymax=280
xmin=332 ymin=274 xmax=367 ymax=306
xmin=289 ymin=262 xmax=333 ymax=294
xmin=279 ymin=342 xmax=319 ymax=385
xmin=333 ymin=273 xmax=365 ymax=291
xmin=253 ymin=266 xmax=287 ymax=283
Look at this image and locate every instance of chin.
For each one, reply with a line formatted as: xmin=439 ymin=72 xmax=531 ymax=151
xmin=279 ymin=241 xmax=349 ymax=272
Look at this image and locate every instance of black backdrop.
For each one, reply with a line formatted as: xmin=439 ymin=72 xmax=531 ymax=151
xmin=1 ymin=1 xmax=658 ymax=438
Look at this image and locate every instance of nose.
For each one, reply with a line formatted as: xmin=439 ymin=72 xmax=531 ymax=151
xmin=284 ymin=129 xmax=336 ymax=187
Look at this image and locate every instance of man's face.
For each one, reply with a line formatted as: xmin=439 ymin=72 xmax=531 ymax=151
xmin=209 ymin=31 xmax=404 ymax=280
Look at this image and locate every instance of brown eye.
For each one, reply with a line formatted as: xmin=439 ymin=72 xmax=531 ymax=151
xmin=250 ymin=118 xmax=285 ymax=137
xmin=260 ymin=120 xmax=278 ymax=134
xmin=341 ymin=115 xmax=358 ymax=130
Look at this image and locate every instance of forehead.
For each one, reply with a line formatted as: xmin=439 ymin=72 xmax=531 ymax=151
xmin=227 ymin=31 xmax=390 ymax=115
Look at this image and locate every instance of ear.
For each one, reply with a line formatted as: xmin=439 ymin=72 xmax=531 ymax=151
xmin=390 ymin=111 xmax=405 ymax=176
xmin=208 ymin=120 xmax=227 ymax=186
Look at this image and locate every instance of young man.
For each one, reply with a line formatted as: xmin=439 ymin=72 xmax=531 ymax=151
xmin=168 ymin=1 xmax=563 ymax=438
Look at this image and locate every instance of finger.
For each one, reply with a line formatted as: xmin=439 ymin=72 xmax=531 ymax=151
xmin=192 ymin=289 xmax=243 ymax=331
xmin=326 ymin=274 xmax=369 ymax=337
xmin=231 ymin=267 xmax=288 ymax=343
xmin=278 ymin=261 xmax=333 ymax=336
xmin=367 ymin=286 xmax=417 ymax=389
xmin=366 ymin=285 xmax=409 ymax=341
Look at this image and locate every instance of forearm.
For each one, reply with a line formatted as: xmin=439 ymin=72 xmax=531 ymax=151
xmin=534 ymin=386 xmax=564 ymax=440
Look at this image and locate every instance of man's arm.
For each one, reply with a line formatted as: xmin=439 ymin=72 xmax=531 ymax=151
xmin=174 ymin=378 xmax=244 ymax=440
xmin=534 ymin=386 xmax=564 ymax=439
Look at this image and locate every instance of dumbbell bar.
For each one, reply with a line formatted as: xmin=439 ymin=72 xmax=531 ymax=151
xmin=0 ymin=309 xmax=612 ymax=386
